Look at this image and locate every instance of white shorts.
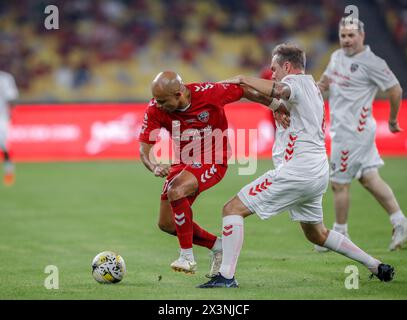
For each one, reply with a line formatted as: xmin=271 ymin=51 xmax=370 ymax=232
xmin=330 ymin=140 xmax=384 ymax=184
xmin=238 ymin=166 xmax=329 ymax=224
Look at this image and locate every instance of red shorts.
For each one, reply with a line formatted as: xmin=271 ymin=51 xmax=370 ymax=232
xmin=161 ymin=163 xmax=228 ymax=204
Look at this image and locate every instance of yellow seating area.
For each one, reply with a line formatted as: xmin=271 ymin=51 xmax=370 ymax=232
xmin=0 ymin=0 xmax=342 ymax=102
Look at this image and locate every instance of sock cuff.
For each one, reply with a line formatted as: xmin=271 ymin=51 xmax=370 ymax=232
xmin=390 ymin=210 xmax=404 ymax=219
xmin=324 ymin=230 xmax=345 ymax=251
xmin=223 ymin=215 xmax=244 ymax=226
xmin=333 ymin=222 xmax=348 ymax=231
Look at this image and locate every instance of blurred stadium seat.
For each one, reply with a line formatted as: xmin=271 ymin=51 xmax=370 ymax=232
xmin=0 ymin=0 xmax=405 ymax=102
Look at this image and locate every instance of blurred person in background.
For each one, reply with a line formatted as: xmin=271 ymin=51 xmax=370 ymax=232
xmin=0 ymin=70 xmax=19 ymax=186
xmin=316 ymin=17 xmax=406 ymax=252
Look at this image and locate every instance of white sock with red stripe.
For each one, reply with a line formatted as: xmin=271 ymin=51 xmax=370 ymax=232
xmin=219 ymin=215 xmax=244 ymax=279
xmin=323 ymin=230 xmax=381 ymax=274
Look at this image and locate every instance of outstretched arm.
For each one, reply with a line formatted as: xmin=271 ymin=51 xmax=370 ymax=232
xmin=241 ymin=84 xmax=273 ymax=105
xmin=220 ymin=75 xmax=291 ymax=100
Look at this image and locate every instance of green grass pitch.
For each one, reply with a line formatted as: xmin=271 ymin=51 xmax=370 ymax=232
xmin=1 ymin=158 xmax=406 ymax=299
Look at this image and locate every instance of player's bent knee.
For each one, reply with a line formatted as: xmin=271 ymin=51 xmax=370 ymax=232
xmin=167 ymin=177 xmax=197 ymax=202
xmin=167 ymin=185 xmax=188 ymax=202
xmin=331 ymin=182 xmax=348 ymax=193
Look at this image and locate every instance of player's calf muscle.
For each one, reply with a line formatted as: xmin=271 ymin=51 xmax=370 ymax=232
xmin=222 ymin=196 xmax=250 ymax=217
xmin=167 ymin=178 xmax=198 ymax=201
xmin=157 ymin=221 xmax=176 ymax=234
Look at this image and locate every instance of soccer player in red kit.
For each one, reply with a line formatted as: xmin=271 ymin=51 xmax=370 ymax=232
xmin=139 ymin=71 xmax=276 ymax=275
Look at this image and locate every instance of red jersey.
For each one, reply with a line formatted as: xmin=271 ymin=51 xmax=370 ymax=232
xmin=138 ymin=82 xmax=244 ymax=165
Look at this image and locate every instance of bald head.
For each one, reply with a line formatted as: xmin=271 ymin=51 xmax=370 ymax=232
xmin=151 ymin=71 xmax=190 ymax=113
xmin=152 ymin=71 xmax=184 ymax=96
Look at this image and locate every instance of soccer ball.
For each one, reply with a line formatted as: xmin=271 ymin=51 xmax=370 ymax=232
xmin=91 ymin=251 xmax=126 ymax=284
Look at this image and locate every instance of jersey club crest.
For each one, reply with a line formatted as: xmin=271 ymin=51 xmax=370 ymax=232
xmin=350 ymin=63 xmax=359 ymax=73
xmin=198 ymin=111 xmax=209 ymax=123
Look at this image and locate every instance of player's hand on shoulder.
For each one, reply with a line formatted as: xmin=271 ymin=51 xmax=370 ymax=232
xmin=153 ymin=164 xmax=170 ymax=177
xmin=388 ymin=120 xmax=403 ymax=133
xmin=218 ymin=75 xmax=245 ymax=85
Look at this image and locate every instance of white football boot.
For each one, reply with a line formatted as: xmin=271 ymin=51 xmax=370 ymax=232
xmin=207 ymin=250 xmax=222 ymax=278
xmin=170 ymin=255 xmax=197 ymax=274
xmin=389 ymin=219 xmax=407 ymax=251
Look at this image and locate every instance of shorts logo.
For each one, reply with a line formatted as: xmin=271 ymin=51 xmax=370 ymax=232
xmin=198 ymin=111 xmax=210 ymax=123
xmin=357 ymin=106 xmax=369 ymax=132
xmin=191 ymin=163 xmax=202 ymax=168
xmin=350 ymin=63 xmax=359 ymax=73
xmin=201 ymin=164 xmax=217 ymax=183
xmin=175 ymin=212 xmax=185 ymax=226
xmin=222 ymin=225 xmax=233 ymax=237
xmin=340 ymin=150 xmax=349 ymax=172
xmin=249 ymin=178 xmax=272 ymax=196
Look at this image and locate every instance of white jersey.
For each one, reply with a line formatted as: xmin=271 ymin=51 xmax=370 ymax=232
xmin=238 ymin=74 xmax=329 ymax=223
xmin=323 ymin=46 xmax=399 ymax=143
xmin=272 ymin=74 xmax=327 ymax=176
xmin=271 ymin=123 xmax=287 ymax=170
xmin=0 ymin=71 xmax=19 ymax=118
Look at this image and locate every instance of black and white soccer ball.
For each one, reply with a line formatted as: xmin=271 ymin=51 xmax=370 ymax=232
xmin=91 ymin=251 xmax=126 ymax=284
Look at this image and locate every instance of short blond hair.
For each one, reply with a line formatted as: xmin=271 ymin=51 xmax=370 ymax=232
xmin=272 ymin=43 xmax=306 ymax=69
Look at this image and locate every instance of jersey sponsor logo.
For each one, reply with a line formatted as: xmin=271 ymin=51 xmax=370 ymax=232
xmin=350 ymin=63 xmax=359 ymax=73
xmin=197 ymin=111 xmax=210 ymax=123
xmin=194 ymin=83 xmax=214 ymax=92
xmin=248 ymin=178 xmax=272 ymax=196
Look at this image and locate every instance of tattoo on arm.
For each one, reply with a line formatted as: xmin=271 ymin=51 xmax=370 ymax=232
xmin=271 ymin=82 xmax=291 ymax=100
xmin=270 ymin=82 xmax=276 ymax=97
xmin=242 ymin=85 xmax=273 ymax=105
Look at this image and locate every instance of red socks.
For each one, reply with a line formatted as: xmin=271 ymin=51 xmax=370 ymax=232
xmin=193 ymin=222 xmax=217 ymax=249
xmin=170 ymin=198 xmax=217 ymax=250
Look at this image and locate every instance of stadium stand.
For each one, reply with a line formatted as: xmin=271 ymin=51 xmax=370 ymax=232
xmin=0 ymin=0 xmax=405 ymax=102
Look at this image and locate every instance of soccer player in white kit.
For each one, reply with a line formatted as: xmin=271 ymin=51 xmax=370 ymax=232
xmin=0 ymin=70 xmax=19 ymax=186
xmin=316 ymin=18 xmax=407 ymax=252
xmin=198 ymin=43 xmax=395 ymax=288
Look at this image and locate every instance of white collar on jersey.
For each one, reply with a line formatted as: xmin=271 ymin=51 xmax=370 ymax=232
xmin=177 ymin=103 xmax=191 ymax=112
